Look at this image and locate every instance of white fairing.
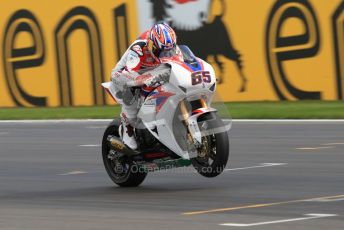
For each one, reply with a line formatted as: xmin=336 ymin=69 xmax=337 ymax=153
xmin=103 ymin=54 xmax=224 ymax=160
xmin=138 ymin=58 xmax=217 ymax=159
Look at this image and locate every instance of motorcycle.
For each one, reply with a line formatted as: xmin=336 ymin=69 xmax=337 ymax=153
xmin=101 ymin=45 xmax=231 ymax=187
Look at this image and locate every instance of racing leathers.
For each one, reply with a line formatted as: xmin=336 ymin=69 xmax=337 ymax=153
xmin=110 ymin=31 xmax=166 ymax=150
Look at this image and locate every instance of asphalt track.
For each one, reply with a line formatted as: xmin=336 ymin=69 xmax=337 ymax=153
xmin=0 ymin=120 xmax=343 ymax=230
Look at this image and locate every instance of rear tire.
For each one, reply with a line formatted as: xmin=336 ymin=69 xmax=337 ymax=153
xmin=191 ymin=114 xmax=230 ymax=177
xmin=102 ymin=119 xmax=147 ymax=187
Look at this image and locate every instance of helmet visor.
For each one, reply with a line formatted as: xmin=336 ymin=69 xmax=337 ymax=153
xmin=158 ymin=46 xmax=177 ymax=58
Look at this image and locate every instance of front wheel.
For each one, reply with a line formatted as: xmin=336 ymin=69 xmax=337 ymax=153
xmin=102 ymin=119 xmax=147 ymax=187
xmin=191 ymin=114 xmax=230 ymax=177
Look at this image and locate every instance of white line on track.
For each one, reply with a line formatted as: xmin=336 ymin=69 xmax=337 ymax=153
xmin=1 ymin=119 xmax=344 ymax=123
xmin=322 ymin=142 xmax=344 ymax=145
xmin=153 ymin=163 xmax=287 ymax=174
xmin=306 ymin=195 xmax=344 ymax=202
xmin=79 ymin=144 xmax=101 ymax=147
xmin=296 ymin=146 xmax=334 ymax=150
xmin=85 ymin=126 xmax=106 ymax=129
xmin=219 ymin=213 xmax=338 ymax=227
xmin=309 ymin=198 xmax=344 ymax=202
xmin=0 ymin=119 xmax=111 ymax=123
xmin=224 ymin=163 xmax=287 ymax=171
xmin=233 ymin=119 xmax=344 ymax=123
xmin=58 ymin=171 xmax=87 ymax=176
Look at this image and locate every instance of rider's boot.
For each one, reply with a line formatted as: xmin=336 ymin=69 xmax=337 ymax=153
xmin=120 ymin=122 xmax=137 ymax=150
xmin=119 ymin=112 xmax=138 ymax=150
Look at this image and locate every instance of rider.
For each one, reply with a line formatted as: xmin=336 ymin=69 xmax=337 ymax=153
xmin=111 ymin=22 xmax=177 ymax=150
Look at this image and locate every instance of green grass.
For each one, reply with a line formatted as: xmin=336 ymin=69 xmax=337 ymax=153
xmin=0 ymin=101 xmax=343 ymax=120
xmin=0 ymin=106 xmax=121 ymax=120
xmin=227 ymin=101 xmax=344 ymax=119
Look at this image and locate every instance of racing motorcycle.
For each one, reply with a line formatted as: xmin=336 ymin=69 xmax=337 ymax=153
xmin=101 ymin=45 xmax=231 ymax=187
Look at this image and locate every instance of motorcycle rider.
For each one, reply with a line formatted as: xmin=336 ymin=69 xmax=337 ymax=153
xmin=111 ymin=22 xmax=178 ymax=150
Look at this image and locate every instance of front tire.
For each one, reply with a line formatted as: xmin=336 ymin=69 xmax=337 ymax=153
xmin=191 ymin=114 xmax=230 ymax=177
xmin=102 ymin=119 xmax=147 ymax=187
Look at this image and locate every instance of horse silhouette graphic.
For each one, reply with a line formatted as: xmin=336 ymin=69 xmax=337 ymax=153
xmin=150 ymin=0 xmax=247 ymax=92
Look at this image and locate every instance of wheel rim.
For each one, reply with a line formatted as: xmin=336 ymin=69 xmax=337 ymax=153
xmin=104 ymin=141 xmax=131 ymax=182
xmin=195 ymin=134 xmax=217 ymax=167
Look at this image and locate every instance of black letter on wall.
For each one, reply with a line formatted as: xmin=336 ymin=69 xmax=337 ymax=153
xmin=55 ymin=6 xmax=105 ymax=106
xmin=266 ymin=0 xmax=321 ymax=100
xmin=332 ymin=1 xmax=344 ymax=100
xmin=2 ymin=9 xmax=46 ymax=106
xmin=114 ymin=4 xmax=130 ymax=61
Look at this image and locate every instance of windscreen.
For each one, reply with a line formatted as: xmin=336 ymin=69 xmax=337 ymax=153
xmin=159 ymin=46 xmax=178 ymax=58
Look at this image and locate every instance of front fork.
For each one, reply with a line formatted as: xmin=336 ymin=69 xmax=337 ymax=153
xmin=180 ymin=99 xmax=211 ymax=147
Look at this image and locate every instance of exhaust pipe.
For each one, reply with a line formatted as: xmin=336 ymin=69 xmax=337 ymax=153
xmin=107 ymin=136 xmax=192 ymax=173
xmin=107 ymin=136 xmax=140 ymax=156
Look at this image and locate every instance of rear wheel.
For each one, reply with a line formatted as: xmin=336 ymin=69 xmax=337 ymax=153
xmin=102 ymin=119 xmax=147 ymax=187
xmin=191 ymin=114 xmax=230 ymax=177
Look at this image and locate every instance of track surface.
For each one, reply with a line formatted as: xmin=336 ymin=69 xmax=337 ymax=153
xmin=0 ymin=120 xmax=343 ymax=230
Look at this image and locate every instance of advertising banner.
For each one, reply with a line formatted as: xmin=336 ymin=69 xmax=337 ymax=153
xmin=0 ymin=0 xmax=343 ymax=107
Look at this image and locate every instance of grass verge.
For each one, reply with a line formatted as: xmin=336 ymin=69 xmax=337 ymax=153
xmin=0 ymin=101 xmax=343 ymax=120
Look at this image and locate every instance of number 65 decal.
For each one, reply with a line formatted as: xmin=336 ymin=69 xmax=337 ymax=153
xmin=191 ymin=71 xmax=211 ymax=85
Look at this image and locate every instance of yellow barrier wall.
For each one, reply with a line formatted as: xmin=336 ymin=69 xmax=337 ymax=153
xmin=0 ymin=0 xmax=343 ymax=107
